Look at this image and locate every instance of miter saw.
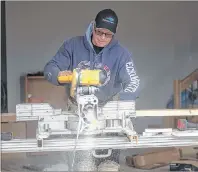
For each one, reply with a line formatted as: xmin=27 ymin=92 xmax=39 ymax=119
xmin=43 ymin=68 xmax=136 ymax=145
xmin=14 ymin=68 xmax=137 ymax=152
xmin=2 ymin=68 xmax=198 ymax=155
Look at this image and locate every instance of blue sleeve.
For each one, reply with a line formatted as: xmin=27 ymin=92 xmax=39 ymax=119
xmin=44 ymin=39 xmax=72 ymax=86
xmin=118 ymin=52 xmax=140 ymax=100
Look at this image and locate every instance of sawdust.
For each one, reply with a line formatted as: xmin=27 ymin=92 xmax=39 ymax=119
xmin=43 ymin=163 xmax=69 ymax=171
xmin=1 ymin=150 xmax=170 ymax=172
xmin=98 ymin=160 xmax=120 ymax=171
xmin=68 ymin=150 xmax=97 ymax=171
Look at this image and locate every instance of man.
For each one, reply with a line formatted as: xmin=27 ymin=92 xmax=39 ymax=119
xmin=44 ymin=8 xmax=140 ymax=171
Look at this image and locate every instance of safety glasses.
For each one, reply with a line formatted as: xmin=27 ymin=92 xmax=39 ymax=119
xmin=94 ymin=27 xmax=114 ymax=38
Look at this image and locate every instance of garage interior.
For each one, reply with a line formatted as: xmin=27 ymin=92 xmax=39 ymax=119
xmin=1 ymin=1 xmax=198 ymax=171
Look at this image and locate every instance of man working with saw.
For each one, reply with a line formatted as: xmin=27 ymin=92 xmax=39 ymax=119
xmin=44 ymin=8 xmax=140 ymax=171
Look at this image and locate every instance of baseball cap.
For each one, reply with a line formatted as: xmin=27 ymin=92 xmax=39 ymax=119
xmin=95 ymin=9 xmax=118 ymax=34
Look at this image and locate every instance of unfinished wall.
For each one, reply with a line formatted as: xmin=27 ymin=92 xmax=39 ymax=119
xmin=5 ymin=1 xmax=198 ymax=132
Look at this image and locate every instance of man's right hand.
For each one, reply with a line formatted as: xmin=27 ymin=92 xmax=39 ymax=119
xmin=57 ymin=70 xmax=73 ymax=84
xmin=58 ymin=70 xmax=72 ymax=76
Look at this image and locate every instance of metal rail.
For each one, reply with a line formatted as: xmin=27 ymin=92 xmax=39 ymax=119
xmin=2 ymin=135 xmax=198 ymax=153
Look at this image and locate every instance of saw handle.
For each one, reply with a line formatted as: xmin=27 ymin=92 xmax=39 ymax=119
xmin=58 ymin=75 xmax=72 ymax=83
xmin=92 ymin=149 xmax=112 ymax=158
xmin=57 ymin=71 xmax=73 ymax=83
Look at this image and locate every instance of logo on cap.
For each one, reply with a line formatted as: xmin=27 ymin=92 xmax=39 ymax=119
xmin=102 ymin=17 xmax=115 ymax=24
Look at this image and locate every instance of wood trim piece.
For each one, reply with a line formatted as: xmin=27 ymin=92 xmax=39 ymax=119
xmin=25 ymin=76 xmax=28 ymax=103
xmin=172 ymin=80 xmax=182 ymax=127
xmin=136 ymin=109 xmax=198 ymax=117
xmin=174 ymin=80 xmax=181 ymax=109
xmin=1 ymin=109 xmax=198 ymax=123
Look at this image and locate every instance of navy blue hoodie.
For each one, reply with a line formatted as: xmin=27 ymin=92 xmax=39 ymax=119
xmin=44 ymin=21 xmax=140 ymax=105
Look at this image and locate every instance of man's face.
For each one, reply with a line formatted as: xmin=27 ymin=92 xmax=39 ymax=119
xmin=92 ymin=25 xmax=114 ymax=47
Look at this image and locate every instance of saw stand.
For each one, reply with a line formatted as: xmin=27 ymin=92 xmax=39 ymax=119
xmin=34 ymin=86 xmax=138 ymax=151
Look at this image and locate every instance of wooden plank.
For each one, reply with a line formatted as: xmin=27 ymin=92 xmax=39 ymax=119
xmin=174 ymin=80 xmax=181 ymax=109
xmin=136 ymin=109 xmax=198 ymax=117
xmin=2 ymin=109 xmax=198 ymax=123
xmin=25 ymin=76 xmax=28 ymax=102
xmin=171 ymin=80 xmax=182 ymax=128
xmin=132 ymin=147 xmax=181 ymax=168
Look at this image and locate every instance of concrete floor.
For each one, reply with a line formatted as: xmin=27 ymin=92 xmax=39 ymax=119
xmin=1 ymin=149 xmax=171 ymax=172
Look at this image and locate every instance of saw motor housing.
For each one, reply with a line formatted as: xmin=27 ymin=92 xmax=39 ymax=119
xmin=58 ymin=68 xmax=107 ymax=98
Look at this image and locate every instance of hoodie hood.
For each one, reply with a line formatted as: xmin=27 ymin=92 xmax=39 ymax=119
xmin=83 ymin=21 xmax=118 ymax=52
